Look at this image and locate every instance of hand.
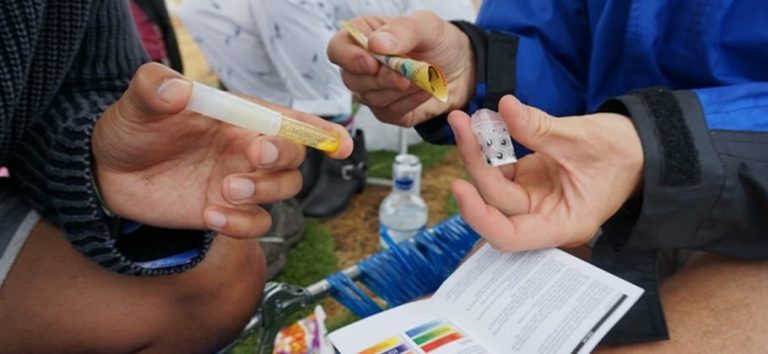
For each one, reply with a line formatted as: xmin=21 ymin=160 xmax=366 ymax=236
xmin=448 ymin=96 xmax=644 ymax=251
xmin=327 ymin=11 xmax=475 ymax=127
xmin=92 ymin=63 xmax=353 ymax=238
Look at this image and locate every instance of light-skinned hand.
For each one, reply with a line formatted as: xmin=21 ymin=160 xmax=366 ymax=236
xmin=327 ymin=11 xmax=475 ymax=127
xmin=449 ymin=95 xmax=644 ymax=251
xmin=92 ymin=63 xmax=353 ymax=238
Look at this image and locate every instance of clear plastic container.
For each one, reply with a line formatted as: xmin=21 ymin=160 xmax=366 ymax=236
xmin=378 ymin=154 xmax=428 ymax=248
xmin=471 ymin=108 xmax=517 ymax=166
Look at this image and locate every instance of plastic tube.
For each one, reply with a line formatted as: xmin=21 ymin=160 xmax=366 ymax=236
xmin=186 ymin=82 xmax=341 ymax=152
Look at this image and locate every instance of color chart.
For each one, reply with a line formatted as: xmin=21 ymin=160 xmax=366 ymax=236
xmin=357 ymin=336 xmax=414 ymax=354
xmin=405 ymin=319 xmax=464 ymax=353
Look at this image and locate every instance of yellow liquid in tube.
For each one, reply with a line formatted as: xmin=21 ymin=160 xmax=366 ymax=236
xmin=187 ymin=82 xmax=341 ymax=153
xmin=277 ymin=116 xmax=341 ymax=153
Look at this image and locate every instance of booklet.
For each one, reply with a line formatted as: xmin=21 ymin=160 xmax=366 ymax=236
xmin=328 ymin=244 xmax=643 ymax=354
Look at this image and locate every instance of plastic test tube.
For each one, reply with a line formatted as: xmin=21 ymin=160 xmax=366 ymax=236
xmin=186 ymin=82 xmax=341 ymax=152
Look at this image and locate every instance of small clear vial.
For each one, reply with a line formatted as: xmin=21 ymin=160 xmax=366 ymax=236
xmin=471 ymin=108 xmax=517 ymax=166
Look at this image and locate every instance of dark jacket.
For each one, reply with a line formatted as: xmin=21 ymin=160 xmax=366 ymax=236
xmin=417 ymin=0 xmax=768 ymax=344
xmin=0 ymin=0 xmax=210 ymax=276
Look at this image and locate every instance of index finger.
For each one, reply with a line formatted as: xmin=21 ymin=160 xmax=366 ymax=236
xmin=327 ymin=16 xmax=387 ymax=75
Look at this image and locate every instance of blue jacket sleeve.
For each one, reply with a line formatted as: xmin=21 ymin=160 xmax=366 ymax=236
xmin=600 ymin=83 xmax=768 ymax=258
xmin=415 ymin=0 xmax=590 ymax=144
xmin=475 ymin=0 xmax=590 ymax=117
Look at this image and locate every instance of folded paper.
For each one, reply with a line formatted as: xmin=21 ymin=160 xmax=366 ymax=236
xmin=342 ymin=21 xmax=449 ymax=102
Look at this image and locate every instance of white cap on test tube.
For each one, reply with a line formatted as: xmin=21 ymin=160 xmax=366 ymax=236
xmin=186 ymin=82 xmax=282 ymax=136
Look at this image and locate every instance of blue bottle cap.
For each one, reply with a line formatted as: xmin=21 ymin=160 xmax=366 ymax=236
xmin=394 ymin=177 xmax=414 ymax=190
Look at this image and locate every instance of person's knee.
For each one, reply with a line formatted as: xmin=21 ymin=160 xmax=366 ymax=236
xmin=149 ymin=236 xmax=268 ymax=352
xmin=1 ymin=221 xmax=268 ymax=354
xmin=194 ymin=236 xmax=268 ymax=335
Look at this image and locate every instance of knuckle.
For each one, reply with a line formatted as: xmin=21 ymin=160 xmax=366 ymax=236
xmin=253 ymin=181 xmax=275 ymax=202
xmin=233 ymin=207 xmax=270 ymax=239
xmin=359 ymin=92 xmax=387 ymax=108
xmin=277 ymin=139 xmax=303 ymax=167
xmin=396 ymin=13 xmax=422 ymax=32
xmin=528 ymin=109 xmax=553 ymax=143
xmin=292 ymin=146 xmax=306 ymax=168
xmin=136 ymin=62 xmax=159 ymax=75
xmin=133 ymin=62 xmax=164 ymax=88
xmin=341 ymin=71 xmax=362 ymax=90
xmin=249 ymin=214 xmax=272 ymax=238
xmin=412 ymin=10 xmax=439 ymax=21
xmin=378 ymin=68 xmax=400 ymax=88
xmin=369 ymin=108 xmax=399 ymax=125
xmin=281 ymin=171 xmax=303 ymax=197
xmin=482 ymin=192 xmax=506 ymax=209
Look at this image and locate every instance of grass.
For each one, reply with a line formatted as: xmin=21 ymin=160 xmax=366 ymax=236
xmin=230 ymin=221 xmax=338 ymax=354
xmin=230 ymin=142 xmax=454 ymax=353
xmin=275 ymin=220 xmax=338 ymax=287
xmin=325 ymin=311 xmax=359 ymax=332
xmin=368 ymin=142 xmax=454 ymax=179
xmin=229 ymin=335 xmax=261 ymax=354
xmin=445 ymin=194 xmax=460 ymax=215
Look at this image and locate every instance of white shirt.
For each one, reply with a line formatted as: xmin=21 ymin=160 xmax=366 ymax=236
xmin=180 ymin=0 xmax=476 ymax=116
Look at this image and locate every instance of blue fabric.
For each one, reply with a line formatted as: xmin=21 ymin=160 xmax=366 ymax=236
xmin=477 ymin=0 xmax=768 ymax=132
xmin=473 ymin=0 xmax=768 ymax=343
xmin=695 ymin=84 xmax=768 ymax=132
xmin=134 ymin=249 xmax=200 ymax=269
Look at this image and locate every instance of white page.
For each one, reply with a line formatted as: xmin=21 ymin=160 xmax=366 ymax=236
xmin=432 ymin=245 xmax=644 ymax=354
xmin=329 ymin=299 xmax=494 ymax=354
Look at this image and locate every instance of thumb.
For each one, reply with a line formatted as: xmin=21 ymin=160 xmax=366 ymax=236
xmin=499 ymin=95 xmax=576 ymax=157
xmin=368 ymin=11 xmax=443 ymax=55
xmin=116 ymin=63 xmax=192 ymax=124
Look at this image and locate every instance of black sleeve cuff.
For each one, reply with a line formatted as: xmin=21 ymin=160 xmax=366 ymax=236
xmin=598 ymin=88 xmax=723 ymax=251
xmin=112 ymin=221 xmax=215 ymax=276
xmin=414 ymin=21 xmax=519 ymax=145
xmin=413 ymin=114 xmax=455 ymax=145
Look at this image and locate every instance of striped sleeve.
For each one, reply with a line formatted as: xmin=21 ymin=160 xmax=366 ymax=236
xmin=9 ymin=0 xmax=212 ymax=275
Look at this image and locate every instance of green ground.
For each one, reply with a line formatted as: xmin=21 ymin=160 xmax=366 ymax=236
xmin=230 ymin=142 xmax=454 ymax=353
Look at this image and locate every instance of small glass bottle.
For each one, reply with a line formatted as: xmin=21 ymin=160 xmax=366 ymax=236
xmin=378 ymin=154 xmax=429 ymax=248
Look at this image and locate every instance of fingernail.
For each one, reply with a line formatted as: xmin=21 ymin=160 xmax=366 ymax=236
xmin=205 ymin=209 xmax=227 ymax=229
xmin=156 ymin=78 xmax=191 ymax=104
xmin=260 ymin=141 xmax=279 ymax=165
xmin=371 ymin=32 xmax=398 ymax=53
xmin=229 ymin=178 xmax=255 ymax=200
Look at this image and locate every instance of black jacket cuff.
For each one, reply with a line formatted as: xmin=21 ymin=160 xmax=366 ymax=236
xmin=599 ymin=88 xmax=723 ymax=251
